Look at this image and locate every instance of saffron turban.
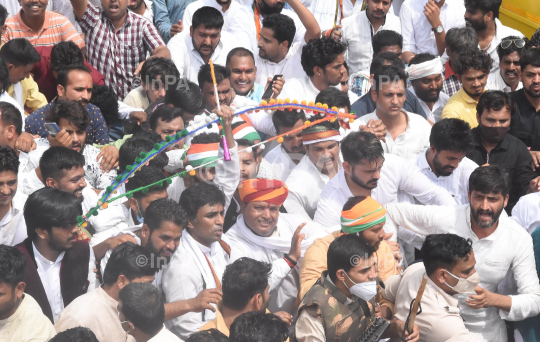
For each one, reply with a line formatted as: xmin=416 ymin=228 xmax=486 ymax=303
xmin=238 ymin=179 xmax=289 ymax=205
xmin=301 ymin=125 xmax=341 ymax=145
xmin=341 ymin=197 xmax=386 ymax=234
xmin=186 ymin=143 xmax=219 ymax=167
xmin=233 ymin=122 xmax=261 ymax=142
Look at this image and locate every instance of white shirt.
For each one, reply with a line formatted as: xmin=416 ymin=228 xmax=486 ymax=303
xmin=408 ymin=86 xmax=449 ymax=123
xmin=341 ymin=10 xmax=401 ymax=74
xmin=249 ymin=8 xmax=307 ymax=46
xmin=400 ymin=0 xmax=466 ymax=56
xmin=309 ymin=0 xmax=343 ymax=31
xmin=484 ymin=19 xmax=524 ymax=74
xmin=278 ymin=76 xmax=324 ymax=104
xmin=511 ymin=193 xmax=540 ymax=234
xmin=0 ymin=92 xmax=24 ymax=119
xmin=415 ymin=149 xmax=478 ymax=205
xmin=383 ymin=203 xmax=540 ymax=342
xmin=349 ymin=110 xmax=432 ymax=161
xmin=264 ymin=145 xmax=303 ymax=182
xmin=168 ymin=30 xmax=249 ymax=84
xmin=0 ymin=191 xmax=27 ymax=246
xmin=148 ymin=326 xmax=184 ymax=342
xmin=284 ymin=155 xmax=331 ymax=219
xmin=255 ymin=41 xmax=307 ymax=85
xmin=32 ymin=242 xmax=97 ymax=322
xmin=183 ymin=0 xmax=257 ymax=51
xmin=162 ymin=231 xmax=230 ymax=339
xmin=313 ymin=153 xmax=456 ymax=228
xmin=486 ymin=69 xmax=523 ymax=93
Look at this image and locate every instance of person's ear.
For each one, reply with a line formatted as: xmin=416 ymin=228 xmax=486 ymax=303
xmin=190 ymin=26 xmax=194 ymax=37
xmin=141 ymin=224 xmax=150 ymax=240
xmin=256 ymin=152 xmax=262 ymax=165
xmin=503 ymin=194 xmax=509 ymax=208
xmin=187 ymin=217 xmax=195 ymax=230
xmin=370 ymin=87 xmax=378 ymax=103
xmin=429 ymin=145 xmax=437 ymax=156
xmin=14 ymin=281 xmax=26 ymax=299
xmin=252 ymin=293 xmax=263 ymax=311
xmin=117 ymin=275 xmax=130 ymax=289
xmin=4 ymin=125 xmax=16 ymax=140
xmin=476 ymin=111 xmax=481 ymax=125
xmin=45 ymin=177 xmax=58 ymax=188
xmin=336 ymin=269 xmax=346 ymax=283
xmin=486 ymin=11 xmax=494 ymax=22
xmin=57 ymin=84 xmax=66 ymax=97
xmin=342 ymin=161 xmax=352 ymax=175
xmin=313 ymin=66 xmax=322 ymax=77
xmin=280 ymin=40 xmax=289 ymax=53
xmin=456 ymin=74 xmax=462 ymax=83
xmin=128 ymin=197 xmax=138 ymax=213
xmin=35 ymin=227 xmax=49 ymax=241
xmin=435 ymin=268 xmax=447 ymax=284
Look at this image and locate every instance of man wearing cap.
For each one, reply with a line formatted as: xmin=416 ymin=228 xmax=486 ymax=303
xmin=226 ymin=178 xmax=327 ymax=317
xmin=407 ymin=53 xmax=449 ymax=124
xmin=284 ymin=115 xmax=342 ymax=220
xmin=299 ymin=196 xmax=398 ymax=319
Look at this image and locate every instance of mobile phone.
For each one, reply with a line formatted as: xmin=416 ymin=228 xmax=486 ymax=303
xmin=261 ymin=75 xmax=283 ymax=100
xmin=44 ymin=122 xmax=61 ymax=137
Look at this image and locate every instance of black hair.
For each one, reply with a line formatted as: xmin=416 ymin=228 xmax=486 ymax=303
xmin=372 ymin=30 xmax=403 ymax=56
xmin=409 ymin=53 xmax=437 ymax=66
xmin=0 ymin=101 xmax=22 ymax=134
xmin=119 ymin=137 xmax=169 ymax=173
xmin=125 ymin=166 xmax=169 ymax=201
xmin=496 ymin=36 xmax=528 ymax=61
xmin=39 ymin=146 xmax=85 ymax=182
xmin=186 ymin=330 xmax=230 ymax=342
xmin=145 ymin=198 xmax=187 ymax=233
xmin=342 ymin=196 xmax=369 ymax=211
xmin=149 ymin=106 xmax=184 ymax=131
xmin=165 ymin=79 xmax=206 ymax=116
xmin=0 ymin=244 xmax=25 ymax=289
xmin=530 ymin=28 xmax=540 ymax=48
xmin=429 ymin=118 xmax=474 ymax=153
xmin=89 ymin=84 xmax=120 ymax=126
xmin=180 ymin=182 xmax=226 ymax=220
xmin=57 ymin=64 xmax=91 ymax=89
xmin=469 ymin=164 xmax=509 ymax=197
xmin=0 ymin=4 xmax=8 ymax=27
xmin=301 ymin=37 xmax=346 ymax=76
xmin=50 ymin=41 xmax=84 ymax=72
xmin=0 ymin=57 xmax=10 ymax=93
xmin=226 ymin=48 xmax=255 ymax=66
xmin=222 ymin=258 xmax=272 ymax=311
xmin=229 ymin=312 xmax=289 ymax=342
xmin=307 ymin=113 xmax=340 ymax=132
xmin=341 ymin=131 xmax=384 ymax=165
xmin=198 ymin=63 xmax=230 ymax=89
xmin=262 ymin=14 xmax=296 ymax=49
xmin=132 ymin=130 xmax=164 ymax=144
xmin=45 ymin=99 xmax=91 ymax=131
xmin=343 ymin=60 xmax=349 ymax=75
xmin=464 ymin=0 xmax=502 ymax=19
xmin=24 ymin=187 xmax=82 ymax=241
xmin=271 ymin=109 xmax=306 ymax=134
xmin=315 ymin=87 xmax=351 ymax=112
xmin=49 ymin=327 xmax=100 ymax=342
xmin=235 ymin=138 xmax=258 ymax=160
xmin=445 ymin=27 xmax=479 ymax=53
xmin=327 ymin=234 xmax=375 ymax=282
xmin=372 ymin=65 xmax=408 ymax=94
xmin=476 ymin=90 xmax=515 ymax=117
xmin=454 ymin=49 xmax=493 ymax=75
xmin=119 ymin=282 xmax=165 ymax=336
xmin=140 ymin=57 xmax=179 ymax=89
xmin=102 ymin=242 xmax=156 ymax=285
xmin=0 ymin=146 xmax=19 ymax=174
xmin=422 ymin=234 xmax=473 ymax=275
xmin=191 ymin=132 xmax=220 ymax=144
xmin=369 ymin=52 xmax=404 ymax=75
xmin=519 ymin=48 xmax=540 ymax=72
xmin=192 ymin=6 xmax=224 ymax=30
xmin=0 ymin=38 xmax=41 ymax=67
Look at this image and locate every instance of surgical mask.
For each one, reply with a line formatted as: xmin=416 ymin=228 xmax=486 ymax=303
xmin=135 ymin=200 xmax=144 ymax=224
xmin=479 ymin=124 xmax=509 ymax=145
xmin=444 ymin=270 xmax=480 ymax=294
xmin=343 ymin=270 xmax=378 ymax=302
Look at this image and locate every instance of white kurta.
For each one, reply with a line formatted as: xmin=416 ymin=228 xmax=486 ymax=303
xmin=384 ymin=203 xmax=540 ymax=342
xmin=226 ymin=213 xmax=325 ymax=316
xmin=264 ymin=145 xmax=303 ymax=182
xmin=255 ymin=41 xmax=306 ymax=85
xmin=408 ymin=86 xmax=449 ymax=124
xmin=0 ymin=191 xmax=27 ymax=246
xmin=284 ymin=155 xmax=331 ymax=220
xmin=313 ymin=153 xmax=456 ymax=228
xmin=511 ymin=193 xmax=540 ymax=234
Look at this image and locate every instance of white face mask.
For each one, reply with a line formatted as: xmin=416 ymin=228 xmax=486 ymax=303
xmin=444 ymin=270 xmax=480 ymax=294
xmin=342 ymin=270 xmax=378 ymax=302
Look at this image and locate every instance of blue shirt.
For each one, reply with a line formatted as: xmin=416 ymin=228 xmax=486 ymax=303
xmin=152 ymin=0 xmax=198 ymax=43
xmin=245 ymin=83 xmax=265 ymax=103
xmin=25 ymin=101 xmax=109 ymax=145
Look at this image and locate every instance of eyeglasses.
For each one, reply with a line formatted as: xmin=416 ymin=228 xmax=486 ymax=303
xmin=500 ymin=39 xmax=526 ymax=49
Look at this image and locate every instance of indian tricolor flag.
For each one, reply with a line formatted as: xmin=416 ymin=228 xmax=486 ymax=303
xmin=187 ymin=143 xmax=219 ymax=168
xmin=233 ymin=122 xmax=261 ymax=142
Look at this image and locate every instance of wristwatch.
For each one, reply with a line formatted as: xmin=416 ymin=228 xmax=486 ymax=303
xmin=434 ymin=25 xmax=444 ymax=34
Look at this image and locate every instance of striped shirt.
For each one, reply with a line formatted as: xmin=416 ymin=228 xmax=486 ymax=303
xmin=1 ymin=10 xmax=85 ymax=48
xmin=79 ymin=2 xmax=165 ymax=100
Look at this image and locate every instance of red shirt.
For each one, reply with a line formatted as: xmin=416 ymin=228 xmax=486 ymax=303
xmin=31 ymin=46 xmax=106 ymax=102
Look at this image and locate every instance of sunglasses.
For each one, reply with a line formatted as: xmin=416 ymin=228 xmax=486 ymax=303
xmin=500 ymin=39 xmax=526 ymax=49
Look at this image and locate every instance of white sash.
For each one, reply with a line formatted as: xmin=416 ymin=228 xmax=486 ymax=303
xmin=181 ymin=231 xmax=218 ymax=289
xmin=12 ymin=82 xmax=23 ymax=109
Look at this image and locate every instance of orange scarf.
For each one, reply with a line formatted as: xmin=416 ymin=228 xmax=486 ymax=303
xmin=254 ymin=4 xmax=262 ymax=41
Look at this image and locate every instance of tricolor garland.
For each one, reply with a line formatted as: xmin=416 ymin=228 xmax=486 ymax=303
xmin=77 ymin=100 xmax=356 ymax=228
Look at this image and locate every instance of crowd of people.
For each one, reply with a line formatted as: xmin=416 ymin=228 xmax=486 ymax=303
xmin=0 ymin=0 xmax=539 ymax=340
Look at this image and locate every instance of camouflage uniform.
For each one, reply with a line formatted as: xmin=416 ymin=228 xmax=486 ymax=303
xmin=294 ymin=271 xmax=375 ymax=342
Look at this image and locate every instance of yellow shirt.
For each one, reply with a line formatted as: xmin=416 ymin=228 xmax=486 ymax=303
xmin=441 ymin=88 xmax=479 ymax=128
xmin=199 ymin=305 xmax=273 ymax=337
xmin=7 ymin=77 xmax=48 ymax=113
xmin=298 ymin=231 xmax=398 ymax=311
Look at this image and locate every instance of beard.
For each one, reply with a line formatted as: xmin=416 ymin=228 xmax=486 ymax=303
xmin=350 ymin=168 xmax=378 ymax=190
xmin=524 ymin=83 xmax=540 ymax=98
xmin=146 ymin=236 xmax=175 ymax=269
xmin=471 ymin=205 xmax=504 ymax=228
xmin=257 ymin=0 xmax=284 ymax=15
xmin=465 ymin=18 xmax=487 ymax=31
xmin=432 ymin=152 xmax=455 ymax=177
xmin=192 ymin=38 xmax=216 ymax=58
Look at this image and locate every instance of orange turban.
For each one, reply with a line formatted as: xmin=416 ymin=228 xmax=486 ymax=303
xmin=238 ymin=179 xmax=289 ymax=205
